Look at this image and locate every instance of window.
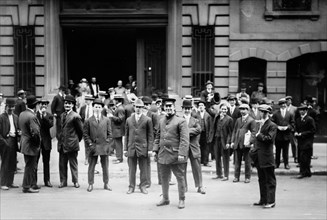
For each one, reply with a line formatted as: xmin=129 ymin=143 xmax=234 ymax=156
xmin=191 ymin=26 xmax=214 ymax=97
xmin=14 ymin=26 xmax=36 ymax=95
xmin=273 ymin=0 xmax=311 ymax=11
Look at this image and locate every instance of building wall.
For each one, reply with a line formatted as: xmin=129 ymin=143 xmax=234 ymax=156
xmin=0 ymin=0 xmax=45 ymax=97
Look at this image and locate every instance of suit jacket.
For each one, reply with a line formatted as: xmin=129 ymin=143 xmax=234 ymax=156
xmin=124 ymin=114 xmax=153 ymax=157
xmin=36 ymin=111 xmax=54 ymax=150
xmin=146 ymin=110 xmax=159 ymax=137
xmin=0 ymin=113 xmax=19 ymax=151
xmin=14 ymin=98 xmax=26 ymax=116
xmin=111 ymin=104 xmax=125 ymax=138
xmin=227 ymin=106 xmax=241 ymax=126
xmin=124 ymin=103 xmax=135 ymax=119
xmin=79 ymin=104 xmax=93 ymax=123
xmin=185 ymin=116 xmax=201 ymax=159
xmin=58 ymin=110 xmax=83 ymax=153
xmin=200 ymin=89 xmax=213 ymax=102
xmin=271 ymin=109 xmax=294 ymax=142
xmin=83 ymin=115 xmax=112 ymax=156
xmin=215 ymin=115 xmax=233 ymax=148
xmin=231 ymin=115 xmax=256 ymax=149
xmin=195 ymin=111 xmax=212 ymax=143
xmin=255 ymin=119 xmax=277 ymax=168
xmin=249 ymin=108 xmax=261 ymax=121
xmin=18 ymin=109 xmax=41 ymax=156
xmin=51 ymin=94 xmax=65 ymax=117
xmin=153 ymin=114 xmax=189 ymax=164
xmin=295 ymin=115 xmax=316 ymax=150
xmin=89 ymin=83 xmax=100 ymax=98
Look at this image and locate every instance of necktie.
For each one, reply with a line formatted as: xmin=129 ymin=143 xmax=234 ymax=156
xmin=63 ymin=112 xmax=67 ymax=124
xmin=282 ymin=109 xmax=285 ymax=118
xmin=97 ymin=116 xmax=99 ymax=123
xmin=86 ymin=106 xmax=89 ymax=119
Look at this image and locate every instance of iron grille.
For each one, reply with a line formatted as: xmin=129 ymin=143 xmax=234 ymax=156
xmin=273 ymin=0 xmax=311 ymax=11
xmin=13 ymin=26 xmax=36 ymax=95
xmin=191 ymin=26 xmax=214 ymax=97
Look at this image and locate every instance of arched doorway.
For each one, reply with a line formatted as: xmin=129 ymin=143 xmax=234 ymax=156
xmin=287 ymin=52 xmax=327 ymax=138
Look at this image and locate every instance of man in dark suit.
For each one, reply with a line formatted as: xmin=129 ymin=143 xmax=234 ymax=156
xmin=14 ymin=90 xmax=26 ymax=116
xmin=89 ymin=77 xmax=100 ymax=98
xmin=124 ymin=99 xmax=153 ymax=194
xmin=253 ymin=104 xmax=277 ymax=209
xmin=227 ymin=95 xmax=242 ymax=126
xmin=200 ymin=80 xmax=214 ymax=102
xmin=58 ymin=95 xmax=83 ymax=188
xmin=271 ymin=98 xmax=294 ymax=170
xmin=182 ymin=100 xmax=205 ymax=194
xmin=195 ymin=100 xmax=212 ymax=167
xmin=51 ymin=85 xmax=66 ymax=141
xmin=231 ymin=104 xmax=256 ymax=183
xmin=0 ymin=98 xmax=20 ymax=190
xmin=83 ymin=98 xmax=113 ymax=192
xmin=36 ymin=100 xmax=54 ymax=187
xmin=294 ymin=104 xmax=316 ymax=179
xmin=142 ymin=96 xmax=159 ymax=188
xmin=153 ymin=98 xmax=189 ymax=209
xmin=285 ymin=96 xmax=298 ymax=163
xmin=19 ymin=95 xmax=41 ymax=193
xmin=107 ymin=94 xmax=126 ymax=164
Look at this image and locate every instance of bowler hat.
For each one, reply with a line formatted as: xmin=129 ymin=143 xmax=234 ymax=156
xmin=239 ymin=104 xmax=250 ymax=110
xmin=26 ymin=95 xmax=40 ymax=106
xmin=5 ymin=98 xmax=16 ymax=106
xmin=258 ymin=104 xmax=272 ymax=113
xmin=155 ymin=99 xmax=162 ymax=104
xmin=40 ymin=99 xmax=50 ymax=105
xmin=182 ymin=100 xmax=193 ymax=108
xmin=298 ymin=104 xmax=308 ymax=110
xmin=108 ymin=99 xmax=115 ymax=106
xmin=85 ymin=94 xmax=94 ymax=101
xmin=134 ymin=99 xmax=144 ymax=107
xmin=278 ymin=98 xmax=287 ymax=105
xmin=64 ymin=95 xmax=76 ymax=104
xmin=17 ymin=90 xmax=26 ymax=95
xmin=142 ymin=96 xmax=152 ymax=104
xmin=205 ymin=80 xmax=214 ymax=86
xmin=163 ymin=98 xmax=176 ymax=104
xmin=92 ymin=98 xmax=104 ymax=107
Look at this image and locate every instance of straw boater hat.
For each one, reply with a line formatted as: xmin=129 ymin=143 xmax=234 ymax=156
xmin=239 ymin=103 xmax=250 ymax=110
xmin=134 ymin=99 xmax=144 ymax=107
xmin=285 ymin=96 xmax=292 ymax=100
xmin=40 ymin=99 xmax=50 ymax=105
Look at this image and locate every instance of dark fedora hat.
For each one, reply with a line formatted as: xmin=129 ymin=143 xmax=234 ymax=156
xmin=5 ymin=98 xmax=16 ymax=106
xmin=26 ymin=95 xmax=40 ymax=106
xmin=205 ymin=80 xmax=214 ymax=86
xmin=58 ymin=85 xmax=66 ymax=91
xmin=182 ymin=100 xmax=193 ymax=108
xmin=163 ymin=98 xmax=176 ymax=104
xmin=141 ymin=96 xmax=152 ymax=104
xmin=64 ymin=95 xmax=76 ymax=104
xmin=40 ymin=99 xmax=50 ymax=105
xmin=298 ymin=104 xmax=308 ymax=110
xmin=92 ymin=98 xmax=104 ymax=107
xmin=240 ymin=82 xmax=247 ymax=89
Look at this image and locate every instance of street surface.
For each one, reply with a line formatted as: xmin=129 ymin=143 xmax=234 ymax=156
xmin=0 ymin=140 xmax=326 ymax=219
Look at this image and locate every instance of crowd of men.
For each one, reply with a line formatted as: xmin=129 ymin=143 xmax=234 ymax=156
xmin=0 ymin=79 xmax=318 ymax=209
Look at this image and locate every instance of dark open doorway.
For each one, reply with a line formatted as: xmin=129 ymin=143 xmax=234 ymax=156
xmin=64 ymin=28 xmax=137 ymax=91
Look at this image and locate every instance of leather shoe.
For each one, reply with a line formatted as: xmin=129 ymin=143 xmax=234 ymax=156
xmin=296 ymin=175 xmax=305 ymax=179
xmin=145 ymin=184 xmax=151 ymax=188
xmin=244 ymin=178 xmax=250 ymax=183
xmin=212 ymin=175 xmax=223 ymax=179
xmin=178 ymin=200 xmax=185 ymax=209
xmin=263 ymin=203 xmax=275 ymax=208
xmin=87 ymin=185 xmax=93 ymax=192
xmin=221 ymin=177 xmax=228 ymax=181
xmin=140 ymin=187 xmax=148 ymax=194
xmin=22 ymin=188 xmax=39 ymax=193
xmin=104 ymin=183 xmax=112 ymax=191
xmin=156 ymin=199 xmax=170 ymax=206
xmin=113 ymin=159 xmax=123 ymax=164
xmin=126 ymin=187 xmax=134 ymax=194
xmin=253 ymin=201 xmax=265 ymax=206
xmin=285 ymin=164 xmax=290 ymax=170
xmin=203 ymin=163 xmax=212 ymax=167
xmin=169 ymin=181 xmax=176 ymax=185
xmin=58 ymin=183 xmax=67 ymax=188
xmin=32 ymin=185 xmax=41 ymax=190
xmin=233 ymin=178 xmax=239 ymax=183
xmin=9 ymin=184 xmax=19 ymax=188
xmin=44 ymin=181 xmax=53 ymax=187
xmin=197 ymin=187 xmax=206 ymax=194
xmin=1 ymin=186 xmax=9 ymax=190
xmin=74 ymin=182 xmax=80 ymax=188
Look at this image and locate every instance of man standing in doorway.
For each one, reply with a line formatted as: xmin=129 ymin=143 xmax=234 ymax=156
xmin=90 ymin=77 xmax=100 ymax=98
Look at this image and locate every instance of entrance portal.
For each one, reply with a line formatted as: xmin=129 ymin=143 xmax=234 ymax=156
xmin=64 ymin=28 xmax=137 ymax=92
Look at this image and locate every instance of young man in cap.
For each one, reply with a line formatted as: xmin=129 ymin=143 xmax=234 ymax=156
xmin=19 ymin=95 xmax=41 ymax=193
xmin=58 ymin=95 xmax=83 ymax=188
xmin=236 ymin=83 xmax=250 ymax=104
xmin=251 ymin=82 xmax=266 ymax=103
xmin=271 ymin=98 xmax=294 ymax=170
xmin=153 ymin=98 xmax=189 ymax=209
xmin=285 ymin=96 xmax=298 ymax=163
xmin=36 ymin=99 xmax=54 ymax=187
xmin=124 ymin=99 xmax=153 ymax=194
xmin=294 ymin=104 xmax=316 ymax=179
xmin=0 ymin=98 xmax=20 ymax=190
xmin=182 ymin=100 xmax=205 ymax=194
xmin=51 ymin=85 xmax=66 ymax=141
xmin=227 ymin=95 xmax=242 ymax=127
xmin=83 ymin=98 xmax=112 ymax=192
xmin=200 ymin=80 xmax=214 ymax=102
xmin=253 ymin=104 xmax=277 ymax=208
xmin=14 ymin=89 xmax=26 ymax=116
xmin=231 ymin=103 xmax=256 ymax=183
xmin=107 ymin=94 xmax=126 ymax=164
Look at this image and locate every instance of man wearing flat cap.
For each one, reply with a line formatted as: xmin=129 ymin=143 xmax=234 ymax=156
xmin=253 ymin=104 xmax=277 ymax=208
xmin=107 ymin=94 xmax=126 ymax=164
xmin=0 ymin=98 xmax=20 ymax=190
xmin=14 ymin=89 xmax=26 ymax=116
xmin=36 ymin=99 xmax=54 ymax=187
xmin=294 ymin=104 xmax=316 ymax=179
xmin=153 ymin=98 xmax=189 ymax=209
xmin=19 ymin=95 xmax=41 ymax=193
xmin=227 ymin=95 xmax=242 ymax=127
xmin=236 ymin=83 xmax=250 ymax=104
xmin=285 ymin=96 xmax=298 ymax=163
xmin=251 ymin=82 xmax=266 ymax=103
xmin=231 ymin=103 xmax=256 ymax=183
xmin=58 ymin=95 xmax=83 ymax=189
xmin=83 ymin=98 xmax=113 ymax=192
xmin=124 ymin=99 xmax=153 ymax=195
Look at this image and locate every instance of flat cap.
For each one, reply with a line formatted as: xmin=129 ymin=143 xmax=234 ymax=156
xmin=92 ymin=98 xmax=104 ymax=107
xmin=239 ymin=103 xmax=250 ymax=110
xmin=278 ymin=98 xmax=287 ymax=105
xmin=258 ymin=104 xmax=272 ymax=112
xmin=298 ymin=104 xmax=308 ymax=110
xmin=285 ymin=96 xmax=292 ymax=100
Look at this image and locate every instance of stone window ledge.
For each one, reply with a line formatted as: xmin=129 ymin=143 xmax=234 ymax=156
xmin=264 ymin=10 xmax=320 ymax=21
